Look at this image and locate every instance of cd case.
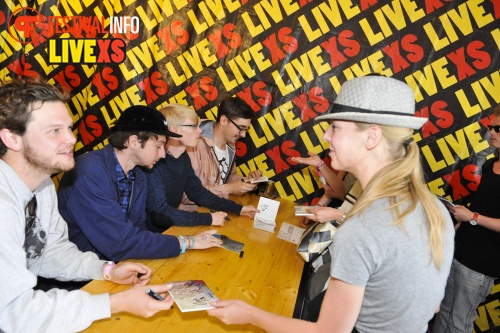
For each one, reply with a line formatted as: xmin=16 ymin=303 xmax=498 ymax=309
xmin=437 ymin=196 xmax=455 ymax=208
xmin=294 ymin=206 xmax=320 ymax=216
xmin=250 ymin=176 xmax=268 ymax=183
xmin=168 ymin=280 xmax=218 ymax=312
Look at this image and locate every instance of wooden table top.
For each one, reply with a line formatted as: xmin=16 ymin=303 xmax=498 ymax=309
xmin=81 ymin=194 xmax=305 ymax=333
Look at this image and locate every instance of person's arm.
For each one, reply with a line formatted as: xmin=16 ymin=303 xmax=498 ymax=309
xmin=450 ymin=205 xmax=500 ymax=232
xmin=207 ymin=278 xmax=364 ymax=333
xmin=292 ymin=153 xmax=345 ymax=200
xmin=183 ymin=156 xmax=243 ymax=216
xmin=0 ymin=198 xmax=111 ymax=333
xmin=146 ymin=158 xmax=213 ymax=227
xmin=307 ymin=206 xmax=345 ymax=223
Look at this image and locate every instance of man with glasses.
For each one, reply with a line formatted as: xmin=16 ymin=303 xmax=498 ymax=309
xmin=433 ymin=104 xmax=500 ymax=333
xmin=145 ymin=104 xmax=258 ymax=232
xmin=0 ymin=78 xmax=174 ymax=333
xmin=184 ymin=96 xmax=263 ymax=211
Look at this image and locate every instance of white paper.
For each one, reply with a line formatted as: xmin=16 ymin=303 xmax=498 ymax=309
xmin=253 ymin=197 xmax=280 ymax=232
xmin=277 ymin=222 xmax=306 ymax=244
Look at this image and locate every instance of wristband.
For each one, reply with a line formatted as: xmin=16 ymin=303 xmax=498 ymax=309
xmin=179 ymin=236 xmax=186 ymax=254
xmin=316 ymin=161 xmax=325 ymax=169
xmin=188 ymin=235 xmax=195 ymax=249
xmin=103 ymin=261 xmax=115 ymax=280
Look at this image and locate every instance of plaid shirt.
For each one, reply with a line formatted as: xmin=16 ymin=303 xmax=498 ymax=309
xmin=113 ymin=150 xmax=136 ymax=215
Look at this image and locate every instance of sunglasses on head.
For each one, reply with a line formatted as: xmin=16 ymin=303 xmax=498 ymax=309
xmin=488 ymin=125 xmax=500 ymax=133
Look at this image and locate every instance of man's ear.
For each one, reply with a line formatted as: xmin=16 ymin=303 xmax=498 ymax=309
xmin=127 ymin=135 xmax=138 ymax=150
xmin=0 ymin=129 xmax=22 ymax=152
xmin=365 ymin=125 xmax=382 ymax=150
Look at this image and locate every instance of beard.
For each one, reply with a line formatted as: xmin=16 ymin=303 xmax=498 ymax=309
xmin=24 ymin=142 xmax=75 ymax=175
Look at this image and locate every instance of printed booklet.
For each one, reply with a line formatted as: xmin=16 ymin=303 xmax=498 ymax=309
xmin=437 ymin=196 xmax=455 ymax=208
xmin=250 ymin=176 xmax=269 ymax=183
xmin=294 ymin=206 xmax=320 ymax=216
xmin=168 ymin=280 xmax=218 ymax=312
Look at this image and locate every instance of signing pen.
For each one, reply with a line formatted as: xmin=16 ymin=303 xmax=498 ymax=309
xmin=209 ymin=209 xmax=231 ymax=221
xmin=212 ymin=233 xmax=228 ymax=240
xmin=146 ymin=288 xmax=164 ymax=301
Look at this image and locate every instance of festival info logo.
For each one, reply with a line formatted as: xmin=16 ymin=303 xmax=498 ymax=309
xmin=8 ymin=7 xmax=44 ymax=44
xmin=8 ymin=7 xmax=137 ymax=64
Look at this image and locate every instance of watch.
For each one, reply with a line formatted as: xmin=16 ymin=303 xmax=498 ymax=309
xmin=469 ymin=212 xmax=479 ymax=226
xmin=103 ymin=261 xmax=115 ymax=280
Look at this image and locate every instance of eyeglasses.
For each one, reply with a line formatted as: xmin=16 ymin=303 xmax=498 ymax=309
xmin=178 ymin=123 xmax=199 ymax=129
xmin=25 ymin=195 xmax=37 ymax=235
xmin=227 ymin=117 xmax=250 ymax=134
xmin=488 ymin=125 xmax=500 ymax=133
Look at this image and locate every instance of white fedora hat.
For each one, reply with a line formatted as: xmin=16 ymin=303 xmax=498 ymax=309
xmin=316 ymin=75 xmax=427 ymax=129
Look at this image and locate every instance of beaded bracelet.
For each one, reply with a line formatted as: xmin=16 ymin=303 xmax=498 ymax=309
xmin=188 ymin=235 xmax=195 ymax=249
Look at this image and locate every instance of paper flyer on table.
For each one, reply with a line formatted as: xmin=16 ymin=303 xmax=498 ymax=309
xmin=277 ymin=222 xmax=306 ymax=244
xmin=253 ymin=197 xmax=280 ymax=232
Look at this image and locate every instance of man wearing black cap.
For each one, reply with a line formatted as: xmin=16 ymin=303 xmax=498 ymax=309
xmin=57 ymin=106 xmax=222 ymax=265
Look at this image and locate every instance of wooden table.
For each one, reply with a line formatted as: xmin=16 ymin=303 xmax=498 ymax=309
xmin=81 ymin=194 xmax=305 ymax=333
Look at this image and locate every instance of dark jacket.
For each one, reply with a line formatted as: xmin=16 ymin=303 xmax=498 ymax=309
xmin=57 ymin=145 xmax=180 ymax=261
xmin=146 ymin=151 xmax=242 ymax=231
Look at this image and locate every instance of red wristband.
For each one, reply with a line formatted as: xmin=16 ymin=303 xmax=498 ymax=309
xmin=473 ymin=212 xmax=479 ymax=221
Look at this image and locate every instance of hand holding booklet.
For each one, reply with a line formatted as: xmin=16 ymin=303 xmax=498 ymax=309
xmin=253 ymin=196 xmax=280 ymax=232
xmin=250 ymin=176 xmax=268 ymax=183
xmin=437 ymin=196 xmax=455 ymax=208
xmin=168 ymin=280 xmax=218 ymax=312
xmin=294 ymin=206 xmax=321 ymax=216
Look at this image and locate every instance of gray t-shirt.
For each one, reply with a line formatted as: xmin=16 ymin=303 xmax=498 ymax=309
xmin=330 ymin=198 xmax=454 ymax=333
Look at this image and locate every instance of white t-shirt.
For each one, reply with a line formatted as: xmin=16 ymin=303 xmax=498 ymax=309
xmin=213 ymin=145 xmax=230 ymax=184
xmin=329 ymin=198 xmax=454 ymax=333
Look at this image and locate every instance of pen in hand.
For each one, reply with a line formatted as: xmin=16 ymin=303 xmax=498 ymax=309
xmin=146 ymin=288 xmax=164 ymax=301
xmin=209 ymin=209 xmax=231 ymax=221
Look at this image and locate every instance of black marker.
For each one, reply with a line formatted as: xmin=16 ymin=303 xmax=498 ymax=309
xmin=146 ymin=288 xmax=164 ymax=301
xmin=209 ymin=209 xmax=231 ymax=221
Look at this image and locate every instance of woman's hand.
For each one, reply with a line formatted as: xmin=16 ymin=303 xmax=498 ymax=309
xmin=207 ymin=300 xmax=255 ymax=325
xmin=210 ymin=211 xmax=227 ymax=226
xmin=240 ymin=205 xmax=259 ymax=218
xmin=449 ymin=205 xmax=473 ymax=222
xmin=291 ymin=152 xmax=322 ymax=167
xmin=308 ymin=207 xmax=344 ymax=223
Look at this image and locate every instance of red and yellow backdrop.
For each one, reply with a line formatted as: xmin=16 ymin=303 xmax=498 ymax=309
xmin=1 ymin=0 xmax=500 ymax=331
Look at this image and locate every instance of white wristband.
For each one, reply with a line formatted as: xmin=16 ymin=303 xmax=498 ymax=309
xmin=103 ymin=261 xmax=115 ymax=280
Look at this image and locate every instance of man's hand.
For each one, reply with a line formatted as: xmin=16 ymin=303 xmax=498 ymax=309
xmin=108 ymin=262 xmax=152 ymax=285
xmin=191 ymin=230 xmax=223 ymax=249
xmin=225 ymin=180 xmax=256 ymax=195
xmin=110 ymin=284 xmax=174 ymax=317
xmin=248 ymin=170 xmax=262 ymax=180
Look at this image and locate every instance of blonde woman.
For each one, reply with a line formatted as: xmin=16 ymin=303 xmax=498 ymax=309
xmin=208 ymin=75 xmax=455 ymax=333
xmin=146 ymin=104 xmax=258 ymax=232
